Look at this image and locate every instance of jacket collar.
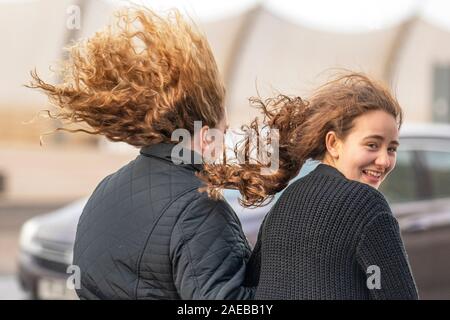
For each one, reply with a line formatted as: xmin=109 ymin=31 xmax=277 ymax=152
xmin=313 ymin=163 xmax=346 ymax=179
xmin=140 ymin=143 xmax=203 ymax=172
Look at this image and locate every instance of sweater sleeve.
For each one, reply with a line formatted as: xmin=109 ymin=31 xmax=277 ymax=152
xmin=243 ymin=214 xmax=268 ymax=287
xmin=170 ymin=196 xmax=255 ymax=300
xmin=356 ymin=212 xmax=419 ymax=300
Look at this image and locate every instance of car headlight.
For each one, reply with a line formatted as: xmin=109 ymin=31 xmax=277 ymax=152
xmin=19 ymin=219 xmax=42 ymax=255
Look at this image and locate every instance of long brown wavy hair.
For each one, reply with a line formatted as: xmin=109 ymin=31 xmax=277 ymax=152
xmin=28 ymin=7 xmax=225 ymax=146
xmin=199 ymin=72 xmax=403 ymax=207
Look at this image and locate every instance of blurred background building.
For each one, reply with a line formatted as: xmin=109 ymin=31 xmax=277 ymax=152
xmin=0 ymin=0 xmax=449 ymax=299
xmin=2 ymin=0 xmax=450 ymax=201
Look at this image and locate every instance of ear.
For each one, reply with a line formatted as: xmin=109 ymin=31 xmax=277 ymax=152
xmin=325 ymin=131 xmax=341 ymax=159
xmin=199 ymin=125 xmax=211 ymax=152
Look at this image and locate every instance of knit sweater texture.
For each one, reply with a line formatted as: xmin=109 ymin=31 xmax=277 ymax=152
xmin=246 ymin=163 xmax=419 ymax=300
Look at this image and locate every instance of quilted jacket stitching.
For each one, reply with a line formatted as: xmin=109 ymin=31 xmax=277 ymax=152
xmin=133 ymin=186 xmax=200 ymax=299
xmin=172 ymin=197 xmax=220 ymax=298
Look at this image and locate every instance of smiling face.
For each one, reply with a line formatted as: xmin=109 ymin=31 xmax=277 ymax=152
xmin=323 ymin=110 xmax=400 ymax=189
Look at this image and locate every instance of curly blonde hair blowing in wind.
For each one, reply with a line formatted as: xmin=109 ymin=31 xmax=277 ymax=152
xmin=28 ymin=7 xmax=225 ymax=146
xmin=199 ymin=72 xmax=403 ymax=207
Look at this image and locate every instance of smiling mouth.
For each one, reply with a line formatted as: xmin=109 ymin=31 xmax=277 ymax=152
xmin=362 ymin=169 xmax=383 ymax=181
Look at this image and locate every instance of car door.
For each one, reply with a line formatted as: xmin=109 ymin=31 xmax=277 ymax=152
xmin=379 ymin=137 xmax=450 ymax=299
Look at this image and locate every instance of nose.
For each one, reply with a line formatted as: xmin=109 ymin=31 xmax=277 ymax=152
xmin=375 ymin=150 xmax=391 ymax=170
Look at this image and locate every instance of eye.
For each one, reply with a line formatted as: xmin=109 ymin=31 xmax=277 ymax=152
xmin=367 ymin=143 xmax=378 ymax=149
xmin=388 ymin=147 xmax=397 ymax=153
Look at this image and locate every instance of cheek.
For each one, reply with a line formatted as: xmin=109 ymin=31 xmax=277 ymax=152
xmin=386 ymin=155 xmax=397 ymax=174
xmin=360 ymin=152 xmax=379 ymax=166
xmin=343 ymin=147 xmax=374 ymax=168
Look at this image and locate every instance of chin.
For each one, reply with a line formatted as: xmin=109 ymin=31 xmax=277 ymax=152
xmin=357 ymin=177 xmax=380 ymax=189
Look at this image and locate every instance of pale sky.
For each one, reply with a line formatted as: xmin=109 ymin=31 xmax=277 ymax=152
xmin=104 ymin=0 xmax=450 ymax=32
xmin=6 ymin=0 xmax=447 ymax=32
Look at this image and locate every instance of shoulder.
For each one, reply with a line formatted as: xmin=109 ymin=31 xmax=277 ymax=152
xmin=289 ymin=171 xmax=391 ymax=210
xmin=336 ymin=180 xmax=393 ymax=223
xmin=348 ymin=180 xmax=390 ymax=205
xmin=174 ymin=190 xmax=242 ymax=238
xmin=170 ymin=190 xmax=250 ymax=263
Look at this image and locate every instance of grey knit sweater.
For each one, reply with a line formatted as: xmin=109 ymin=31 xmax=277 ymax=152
xmin=246 ymin=163 xmax=419 ymax=300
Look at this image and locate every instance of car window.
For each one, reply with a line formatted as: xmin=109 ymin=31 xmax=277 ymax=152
xmin=422 ymin=150 xmax=450 ymax=200
xmin=379 ymin=150 xmax=417 ymax=203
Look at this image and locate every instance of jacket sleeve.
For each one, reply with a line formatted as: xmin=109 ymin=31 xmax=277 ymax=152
xmin=243 ymin=214 xmax=267 ymax=288
xmin=356 ymin=212 xmax=419 ymax=300
xmin=170 ymin=195 xmax=256 ymax=300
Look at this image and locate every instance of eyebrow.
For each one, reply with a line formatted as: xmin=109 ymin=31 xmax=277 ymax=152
xmin=363 ymin=135 xmax=400 ymax=146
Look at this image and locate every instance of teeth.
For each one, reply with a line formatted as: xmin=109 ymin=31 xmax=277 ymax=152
xmin=363 ymin=170 xmax=382 ymax=178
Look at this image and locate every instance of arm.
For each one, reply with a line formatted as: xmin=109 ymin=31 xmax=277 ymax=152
xmin=170 ymin=195 xmax=255 ymax=300
xmin=243 ymin=214 xmax=267 ymax=288
xmin=356 ymin=212 xmax=419 ymax=300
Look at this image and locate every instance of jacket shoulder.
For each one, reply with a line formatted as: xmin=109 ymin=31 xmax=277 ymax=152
xmin=173 ymin=191 xmax=242 ymax=237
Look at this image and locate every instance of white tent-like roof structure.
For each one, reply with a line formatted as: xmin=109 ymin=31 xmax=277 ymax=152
xmin=1 ymin=0 xmax=450 ymax=127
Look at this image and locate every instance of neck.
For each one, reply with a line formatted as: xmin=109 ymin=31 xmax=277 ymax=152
xmin=189 ymin=136 xmax=203 ymax=158
xmin=321 ymin=154 xmax=336 ymax=168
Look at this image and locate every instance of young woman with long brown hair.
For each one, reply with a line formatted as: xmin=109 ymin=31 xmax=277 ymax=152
xmin=29 ymin=7 xmax=254 ymax=300
xmin=201 ymin=73 xmax=419 ymax=299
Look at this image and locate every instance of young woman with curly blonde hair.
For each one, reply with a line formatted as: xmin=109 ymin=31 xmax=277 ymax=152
xmin=30 ymin=7 xmax=253 ymax=300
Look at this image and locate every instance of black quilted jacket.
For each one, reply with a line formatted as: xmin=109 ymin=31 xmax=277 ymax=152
xmin=73 ymin=143 xmax=255 ymax=299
